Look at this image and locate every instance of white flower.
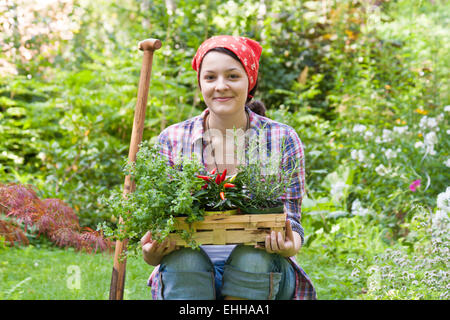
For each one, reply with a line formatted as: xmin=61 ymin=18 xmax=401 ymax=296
xmin=375 ymin=164 xmax=389 ymax=176
xmin=330 ymin=224 xmax=340 ymax=233
xmin=382 ymin=129 xmax=393 ymax=143
xmin=432 ymin=208 xmax=449 ymax=230
xmin=331 ymin=181 xmax=349 ymax=199
xmin=419 ymin=116 xmax=439 ymax=131
xmin=427 ymin=146 xmax=437 ymax=155
xmin=351 ymin=268 xmax=360 ymax=278
xmin=444 ymin=105 xmax=450 ymax=112
xmin=435 ymin=209 xmax=448 ymax=220
xmin=351 ymin=149 xmax=366 ymax=162
xmin=364 ymin=130 xmax=373 ymax=141
xmin=385 ymin=148 xmax=397 ymax=160
xmin=393 ymin=126 xmax=408 ymax=134
xmin=424 ymin=132 xmax=438 ymax=146
xmin=436 ymin=187 xmax=450 ymax=211
xmin=37 ymin=152 xmax=46 ymax=161
xmin=353 ymin=124 xmax=367 ymax=133
xmin=352 ymin=199 xmax=372 ymax=216
xmin=421 ymin=132 xmax=438 ymax=155
xmin=445 ymin=159 xmax=450 ymax=168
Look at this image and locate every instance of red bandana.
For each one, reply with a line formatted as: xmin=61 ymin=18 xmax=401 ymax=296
xmin=191 ymin=35 xmax=263 ymax=95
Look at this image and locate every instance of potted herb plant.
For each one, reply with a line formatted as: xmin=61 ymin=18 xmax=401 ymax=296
xmin=231 ymin=134 xmax=301 ymax=214
xmin=99 ymin=142 xmax=207 ymax=256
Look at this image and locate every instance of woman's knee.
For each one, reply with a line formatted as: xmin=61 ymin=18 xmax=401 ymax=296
xmin=158 ymin=247 xmax=216 ymax=300
xmin=222 ymin=245 xmax=295 ymax=300
xmin=226 ymin=245 xmax=275 ymax=273
xmin=161 ymin=247 xmax=213 ymax=272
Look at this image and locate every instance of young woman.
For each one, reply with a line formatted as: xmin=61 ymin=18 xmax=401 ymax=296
xmin=142 ymin=35 xmax=316 ymax=300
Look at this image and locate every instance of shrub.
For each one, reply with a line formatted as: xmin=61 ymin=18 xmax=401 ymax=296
xmin=0 ymin=218 xmax=29 ymax=247
xmin=0 ymin=182 xmax=112 ymax=253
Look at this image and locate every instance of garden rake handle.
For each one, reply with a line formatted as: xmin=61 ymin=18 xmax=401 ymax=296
xmin=109 ymin=38 xmax=162 ymax=300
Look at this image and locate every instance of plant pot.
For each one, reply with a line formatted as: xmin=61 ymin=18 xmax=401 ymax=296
xmin=204 ymin=209 xmax=238 ymax=216
xmin=240 ymin=204 xmax=284 ymax=214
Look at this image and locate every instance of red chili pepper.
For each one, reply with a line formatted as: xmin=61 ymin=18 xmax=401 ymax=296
xmin=215 ymin=174 xmax=221 ymax=185
xmin=210 ymin=168 xmax=217 ymax=175
xmin=197 ymin=175 xmax=212 ymax=181
xmin=219 ymin=192 xmax=225 ymax=200
xmin=220 ymin=169 xmax=227 ymax=183
xmin=223 ymin=183 xmax=235 ymax=188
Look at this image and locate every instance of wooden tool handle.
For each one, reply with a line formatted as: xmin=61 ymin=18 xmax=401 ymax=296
xmin=138 ymin=39 xmax=162 ymax=51
xmin=109 ymin=38 xmax=162 ymax=300
xmin=123 ymin=39 xmax=162 ymax=195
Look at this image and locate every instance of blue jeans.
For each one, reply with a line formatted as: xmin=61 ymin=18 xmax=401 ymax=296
xmin=156 ymin=245 xmax=296 ymax=300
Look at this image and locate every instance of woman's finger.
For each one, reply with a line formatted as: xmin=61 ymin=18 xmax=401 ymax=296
xmin=285 ymin=220 xmax=294 ymax=241
xmin=270 ymin=231 xmax=279 ymax=252
xmin=277 ymin=231 xmax=285 ymax=251
xmin=142 ymin=241 xmax=156 ymax=256
xmin=155 ymin=238 xmax=169 ymax=254
xmin=140 ymin=231 xmax=152 ymax=247
xmin=265 ymin=235 xmax=273 ymax=253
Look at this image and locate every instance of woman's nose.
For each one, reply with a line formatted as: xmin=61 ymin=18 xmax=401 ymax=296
xmin=214 ymin=76 xmax=228 ymax=91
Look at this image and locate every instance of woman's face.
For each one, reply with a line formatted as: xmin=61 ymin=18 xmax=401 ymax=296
xmin=199 ymin=51 xmax=249 ymax=117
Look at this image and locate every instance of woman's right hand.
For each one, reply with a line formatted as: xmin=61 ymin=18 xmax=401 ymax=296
xmin=141 ymin=231 xmax=179 ymax=266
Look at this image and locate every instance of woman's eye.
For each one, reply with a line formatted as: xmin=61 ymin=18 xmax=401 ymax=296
xmin=204 ymin=75 xmax=215 ymax=80
xmin=229 ymin=74 xmax=240 ymax=79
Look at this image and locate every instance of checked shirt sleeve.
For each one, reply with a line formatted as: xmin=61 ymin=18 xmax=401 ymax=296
xmin=284 ymin=198 xmax=305 ymax=244
xmin=157 ymin=128 xmax=175 ymax=167
xmin=280 ymin=127 xmax=306 ymax=242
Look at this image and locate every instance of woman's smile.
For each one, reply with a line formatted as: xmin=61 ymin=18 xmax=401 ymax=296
xmin=213 ymin=96 xmax=233 ymax=102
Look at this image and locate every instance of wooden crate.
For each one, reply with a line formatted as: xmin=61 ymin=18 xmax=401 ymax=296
xmin=168 ymin=213 xmax=286 ymax=246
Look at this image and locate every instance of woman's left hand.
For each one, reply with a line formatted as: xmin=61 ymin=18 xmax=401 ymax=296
xmin=261 ymin=220 xmax=302 ymax=257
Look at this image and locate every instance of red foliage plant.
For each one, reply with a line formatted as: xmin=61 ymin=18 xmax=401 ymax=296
xmin=0 ymin=218 xmax=29 ymax=246
xmin=0 ymin=183 xmax=112 ymax=253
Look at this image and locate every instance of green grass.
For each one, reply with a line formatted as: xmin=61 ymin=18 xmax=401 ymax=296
xmin=298 ymin=248 xmax=362 ymax=300
xmin=0 ymin=244 xmax=346 ymax=300
xmin=0 ymin=243 xmax=360 ymax=300
xmin=0 ymin=245 xmax=154 ymax=300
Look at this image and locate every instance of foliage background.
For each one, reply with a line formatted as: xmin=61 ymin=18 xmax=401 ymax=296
xmin=0 ymin=0 xmax=449 ymax=299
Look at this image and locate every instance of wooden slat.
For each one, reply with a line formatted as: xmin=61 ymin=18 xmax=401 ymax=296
xmin=168 ymin=213 xmax=286 ymax=246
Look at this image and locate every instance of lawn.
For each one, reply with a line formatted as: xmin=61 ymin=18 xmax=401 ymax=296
xmin=1 ymin=243 xmax=350 ymax=300
xmin=0 ymin=244 xmax=154 ymax=300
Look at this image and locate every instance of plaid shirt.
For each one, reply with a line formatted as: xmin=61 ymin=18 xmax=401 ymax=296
xmin=148 ymin=106 xmax=316 ymax=300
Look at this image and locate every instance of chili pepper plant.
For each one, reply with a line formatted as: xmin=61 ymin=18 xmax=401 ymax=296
xmin=193 ymin=168 xmax=243 ymax=212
